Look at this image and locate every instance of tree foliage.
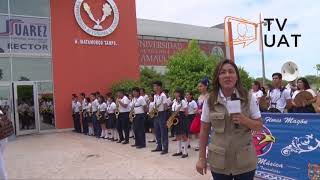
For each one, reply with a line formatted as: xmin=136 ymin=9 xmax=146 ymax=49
xmin=239 ymin=67 xmax=254 ymax=90
xmin=139 ymin=67 xmax=165 ymax=93
xmin=165 ymin=40 xmax=218 ymax=95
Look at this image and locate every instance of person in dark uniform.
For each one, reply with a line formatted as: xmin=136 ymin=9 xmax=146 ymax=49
xmin=171 ymin=89 xmax=189 ymax=158
xmin=106 ymin=94 xmax=117 ymax=141
xmin=71 ymin=94 xmax=81 ymax=133
xmin=98 ymin=96 xmax=107 ymax=138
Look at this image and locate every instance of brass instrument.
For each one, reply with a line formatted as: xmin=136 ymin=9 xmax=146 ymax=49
xmin=96 ymin=109 xmax=102 ymax=120
xmin=89 ymin=105 xmax=93 ymax=117
xmin=115 ymin=99 xmax=120 ymax=119
xmin=149 ymin=100 xmax=160 ymax=118
xmin=166 ymin=101 xmax=182 ymax=129
xmin=129 ymin=100 xmax=136 ymax=122
xmin=259 ymin=95 xmax=270 ymax=112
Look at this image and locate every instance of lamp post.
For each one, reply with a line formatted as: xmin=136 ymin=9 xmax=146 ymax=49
xmin=259 ymin=13 xmax=266 ymax=86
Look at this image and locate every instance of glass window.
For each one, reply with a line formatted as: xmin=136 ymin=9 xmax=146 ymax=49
xmin=0 ymin=0 xmax=8 ymax=14
xmin=12 ymin=58 xmax=52 ymax=81
xmin=10 ymin=0 xmax=50 ymax=17
xmin=37 ymin=81 xmax=55 ymax=130
xmin=0 ymin=58 xmax=11 ymax=81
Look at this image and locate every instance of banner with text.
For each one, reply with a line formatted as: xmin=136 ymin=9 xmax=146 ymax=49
xmin=0 ymin=15 xmax=51 ymax=54
xmin=254 ymin=113 xmax=320 ymax=180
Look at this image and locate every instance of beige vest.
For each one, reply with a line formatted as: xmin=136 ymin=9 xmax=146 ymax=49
xmin=208 ymin=93 xmax=257 ymax=175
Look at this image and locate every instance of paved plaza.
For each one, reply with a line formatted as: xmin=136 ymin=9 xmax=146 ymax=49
xmin=5 ymin=132 xmax=211 ymax=180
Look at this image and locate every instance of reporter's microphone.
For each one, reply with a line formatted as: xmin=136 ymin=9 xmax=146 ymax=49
xmin=231 ymin=93 xmax=240 ymax=129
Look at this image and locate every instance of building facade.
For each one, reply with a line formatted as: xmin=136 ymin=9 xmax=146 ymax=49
xmin=0 ymin=0 xmax=224 ymax=136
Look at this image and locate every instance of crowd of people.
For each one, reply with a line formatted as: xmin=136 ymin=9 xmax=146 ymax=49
xmin=71 ymin=78 xmax=210 ymax=158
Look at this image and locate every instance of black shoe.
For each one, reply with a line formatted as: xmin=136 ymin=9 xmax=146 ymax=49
xmin=172 ymin=152 xmax=183 ymax=156
xmin=169 ymin=135 xmax=175 ymax=138
xmin=181 ymin=154 xmax=189 ymax=158
xmin=122 ymin=141 xmax=129 ymax=144
xmin=131 ymin=144 xmax=137 ymax=147
xmin=117 ymin=140 xmax=122 ymax=143
xmin=129 ymin=136 xmax=134 ymax=138
xmin=151 ymin=148 xmax=162 ymax=152
xmin=160 ymin=150 xmax=168 ymax=155
xmin=194 ymin=148 xmax=199 ymax=151
xmin=188 ymin=145 xmax=191 ymax=149
xmin=172 ymin=139 xmax=177 ymax=141
xmin=110 ymin=138 xmax=115 ymax=141
xmin=136 ymin=146 xmax=146 ymax=149
xmin=148 ymin=140 xmax=156 ymax=143
xmin=113 ymin=139 xmax=118 ymax=142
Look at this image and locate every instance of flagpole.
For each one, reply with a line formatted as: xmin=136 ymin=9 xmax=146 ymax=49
xmin=259 ymin=13 xmax=266 ymax=86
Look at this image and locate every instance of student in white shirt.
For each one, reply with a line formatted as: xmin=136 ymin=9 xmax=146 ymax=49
xmin=147 ymin=94 xmax=156 ymax=143
xmin=71 ymin=94 xmax=81 ymax=133
xmin=128 ymin=94 xmax=135 ymax=139
xmin=116 ymin=89 xmax=131 ymax=144
xmin=268 ymin=73 xmax=292 ymax=113
xmin=185 ymin=91 xmax=198 ymax=149
xmin=251 ymin=81 xmax=264 ymax=105
xmin=140 ymin=88 xmax=149 ymax=105
xmin=90 ymin=93 xmax=101 ymax=137
xmin=98 ymin=96 xmax=107 ymax=138
xmin=131 ymin=87 xmax=148 ymax=149
xmin=151 ymin=81 xmax=168 ymax=154
xmin=171 ymin=89 xmax=189 ymax=158
xmin=106 ymin=94 xmax=118 ymax=141
xmin=84 ymin=97 xmax=94 ymax=136
xmin=79 ymin=92 xmax=88 ymax=134
xmin=291 ymin=78 xmax=317 ymax=113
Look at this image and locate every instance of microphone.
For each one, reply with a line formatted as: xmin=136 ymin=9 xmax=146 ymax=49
xmin=230 ymin=93 xmax=240 ymax=129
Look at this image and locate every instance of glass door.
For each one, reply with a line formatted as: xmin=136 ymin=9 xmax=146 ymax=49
xmin=0 ymin=83 xmax=13 ymax=129
xmin=14 ymin=82 xmax=39 ymax=135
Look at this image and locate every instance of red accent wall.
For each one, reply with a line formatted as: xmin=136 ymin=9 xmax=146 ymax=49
xmin=51 ymin=0 xmax=139 ymax=129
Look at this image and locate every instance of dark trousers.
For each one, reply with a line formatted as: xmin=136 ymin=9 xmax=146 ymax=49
xmin=154 ymin=111 xmax=168 ymax=151
xmin=73 ymin=112 xmax=81 ymax=133
xmin=117 ymin=112 xmax=130 ymax=142
xmin=82 ymin=114 xmax=89 ymax=134
xmin=92 ymin=113 xmax=101 ymax=137
xmin=133 ymin=114 xmax=146 ymax=147
xmin=211 ymin=170 xmax=256 ymax=180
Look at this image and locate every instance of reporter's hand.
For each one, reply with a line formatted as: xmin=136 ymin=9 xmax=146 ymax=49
xmin=196 ymin=158 xmax=207 ymax=175
xmin=231 ymin=113 xmax=248 ymax=125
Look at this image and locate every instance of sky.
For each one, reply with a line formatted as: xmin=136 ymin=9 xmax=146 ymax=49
xmin=135 ymin=0 xmax=320 ymax=79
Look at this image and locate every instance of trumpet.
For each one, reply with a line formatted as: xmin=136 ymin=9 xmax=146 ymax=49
xmin=129 ymin=103 xmax=136 ymax=122
xmin=166 ymin=102 xmax=182 ymax=129
xmin=115 ymin=99 xmax=120 ymax=119
xmin=96 ymin=109 xmax=102 ymax=120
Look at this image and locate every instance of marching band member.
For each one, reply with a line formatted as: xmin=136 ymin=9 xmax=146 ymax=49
xmin=151 ymin=81 xmax=168 ymax=155
xmin=106 ymin=94 xmax=118 ymax=141
xmin=291 ymin=78 xmax=317 ymax=113
xmin=186 ymin=91 xmax=197 ymax=149
xmin=194 ymin=77 xmax=210 ymax=151
xmin=98 ymin=96 xmax=107 ymax=138
xmin=131 ymin=87 xmax=148 ymax=148
xmin=171 ymin=89 xmax=189 ymax=158
xmin=80 ymin=93 xmax=88 ymax=135
xmin=90 ymin=93 xmax=101 ymax=137
xmin=147 ymin=94 xmax=156 ymax=143
xmin=72 ymin=94 xmax=81 ymax=133
xmin=116 ymin=89 xmax=131 ymax=144
xmin=85 ymin=97 xmax=94 ymax=136
xmin=128 ymin=94 xmax=135 ymax=139
xmin=140 ymin=88 xmax=149 ymax=104
xmin=268 ymin=73 xmax=292 ymax=113
xmin=251 ymin=81 xmax=263 ymax=105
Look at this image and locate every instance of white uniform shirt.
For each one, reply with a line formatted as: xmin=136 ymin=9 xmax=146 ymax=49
xmin=98 ymin=102 xmax=107 ymax=112
xmin=133 ymin=96 xmax=147 ymax=114
xmin=82 ymin=99 xmax=88 ymax=110
xmin=292 ymin=89 xmax=317 ymax=99
xmin=143 ymin=95 xmax=149 ymax=104
xmin=149 ymin=102 xmax=155 ymax=113
xmin=252 ymin=90 xmax=264 ymax=105
xmin=172 ymin=99 xmax=188 ymax=112
xmin=119 ymin=96 xmax=130 ymax=113
xmin=87 ymin=103 xmax=92 ymax=112
xmin=187 ymin=100 xmax=198 ymax=115
xmin=154 ymin=92 xmax=168 ymax=112
xmin=201 ymin=89 xmax=261 ymax=123
xmin=91 ymin=99 xmax=99 ymax=112
xmin=107 ymin=102 xmax=116 ymax=114
xmin=72 ymin=101 xmax=81 ymax=113
xmin=269 ymin=88 xmax=291 ymax=113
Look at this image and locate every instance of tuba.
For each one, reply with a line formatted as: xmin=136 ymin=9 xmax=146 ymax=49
xmin=166 ymin=102 xmax=182 ymax=129
xmin=115 ymin=99 xmax=120 ymax=119
xmin=281 ymin=61 xmax=299 ymax=82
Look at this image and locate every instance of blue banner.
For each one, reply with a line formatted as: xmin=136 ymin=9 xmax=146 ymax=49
xmin=254 ymin=113 xmax=320 ymax=180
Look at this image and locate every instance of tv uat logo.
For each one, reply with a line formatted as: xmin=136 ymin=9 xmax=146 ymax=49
xmin=252 ymin=125 xmax=276 ymax=157
xmin=74 ymin=0 xmax=119 ymax=37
